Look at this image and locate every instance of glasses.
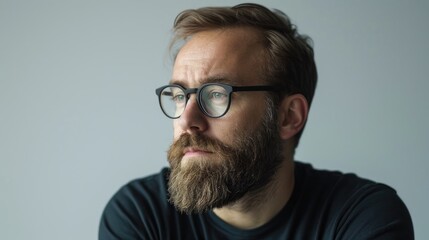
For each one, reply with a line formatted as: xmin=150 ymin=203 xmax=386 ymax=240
xmin=155 ymin=83 xmax=278 ymax=118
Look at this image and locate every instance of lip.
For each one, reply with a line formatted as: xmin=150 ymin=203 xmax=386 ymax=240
xmin=183 ymin=147 xmax=213 ymax=156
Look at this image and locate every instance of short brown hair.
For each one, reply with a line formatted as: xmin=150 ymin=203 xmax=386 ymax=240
xmin=170 ymin=3 xmax=317 ymax=148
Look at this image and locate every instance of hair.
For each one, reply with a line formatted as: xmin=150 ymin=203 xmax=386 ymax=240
xmin=170 ymin=3 xmax=317 ymax=148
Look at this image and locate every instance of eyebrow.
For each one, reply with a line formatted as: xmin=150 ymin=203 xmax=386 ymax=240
xmin=169 ymin=75 xmax=240 ymax=87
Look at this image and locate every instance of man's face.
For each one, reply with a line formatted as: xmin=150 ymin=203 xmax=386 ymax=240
xmin=167 ymin=27 xmax=283 ymax=213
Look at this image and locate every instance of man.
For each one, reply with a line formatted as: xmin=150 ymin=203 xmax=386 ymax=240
xmin=99 ymin=3 xmax=413 ymax=239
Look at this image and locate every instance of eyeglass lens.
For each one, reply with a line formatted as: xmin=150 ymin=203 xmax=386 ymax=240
xmin=159 ymin=84 xmax=230 ymax=118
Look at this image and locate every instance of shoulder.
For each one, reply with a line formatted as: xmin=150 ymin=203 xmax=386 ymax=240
xmin=119 ymin=168 xmax=170 ymax=200
xmin=110 ymin=168 xmax=170 ymax=211
xmin=295 ymin=161 xmax=400 ymax=203
xmin=294 ymin=162 xmax=414 ymax=239
xmin=99 ymin=168 xmax=172 ymax=240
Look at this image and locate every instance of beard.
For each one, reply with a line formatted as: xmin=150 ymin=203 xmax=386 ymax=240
xmin=167 ymin=99 xmax=283 ymax=214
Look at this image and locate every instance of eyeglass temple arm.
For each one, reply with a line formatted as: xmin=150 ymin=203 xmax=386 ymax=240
xmin=232 ymin=85 xmax=279 ymax=92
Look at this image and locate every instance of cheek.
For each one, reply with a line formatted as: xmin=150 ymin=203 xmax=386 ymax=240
xmin=207 ymin=100 xmax=266 ymax=143
xmin=230 ymin=103 xmax=265 ymax=130
xmin=211 ymin=117 xmax=251 ymax=145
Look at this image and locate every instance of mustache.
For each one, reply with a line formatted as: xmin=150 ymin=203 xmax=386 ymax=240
xmin=168 ymin=133 xmax=232 ymax=160
xmin=176 ymin=133 xmax=228 ymax=151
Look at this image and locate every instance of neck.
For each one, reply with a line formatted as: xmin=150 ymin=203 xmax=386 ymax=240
xmin=212 ymin=158 xmax=295 ymax=230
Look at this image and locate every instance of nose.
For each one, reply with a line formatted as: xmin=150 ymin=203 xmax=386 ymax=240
xmin=176 ymin=94 xmax=208 ymax=134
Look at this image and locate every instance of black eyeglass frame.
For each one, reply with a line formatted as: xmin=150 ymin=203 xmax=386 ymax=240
xmin=155 ymin=83 xmax=279 ymax=119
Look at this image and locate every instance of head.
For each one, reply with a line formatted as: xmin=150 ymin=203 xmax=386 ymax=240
xmin=158 ymin=3 xmax=317 ymax=213
xmin=170 ymin=3 xmax=317 ymax=147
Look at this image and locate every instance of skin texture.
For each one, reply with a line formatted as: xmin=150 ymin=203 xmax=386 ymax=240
xmin=170 ymin=27 xmax=309 ymax=229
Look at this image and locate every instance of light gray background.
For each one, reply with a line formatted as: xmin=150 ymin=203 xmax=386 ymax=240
xmin=1 ymin=0 xmax=428 ymax=239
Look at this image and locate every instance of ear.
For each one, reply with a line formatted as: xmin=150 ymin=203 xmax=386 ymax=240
xmin=277 ymin=94 xmax=309 ymax=140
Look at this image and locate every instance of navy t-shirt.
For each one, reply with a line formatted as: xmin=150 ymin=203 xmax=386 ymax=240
xmin=99 ymin=162 xmax=413 ymax=239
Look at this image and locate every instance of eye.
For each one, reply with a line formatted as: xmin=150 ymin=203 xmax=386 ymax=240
xmin=208 ymin=91 xmax=228 ymax=103
xmin=172 ymin=94 xmax=186 ymax=104
xmin=211 ymin=92 xmax=225 ymax=99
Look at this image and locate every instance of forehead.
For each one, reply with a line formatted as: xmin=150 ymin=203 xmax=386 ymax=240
xmin=171 ymin=27 xmax=266 ymax=87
